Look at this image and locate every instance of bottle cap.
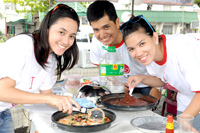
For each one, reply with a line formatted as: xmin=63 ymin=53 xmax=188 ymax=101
xmin=167 ymin=115 xmax=173 ymax=123
xmin=107 ymin=46 xmax=116 ymax=52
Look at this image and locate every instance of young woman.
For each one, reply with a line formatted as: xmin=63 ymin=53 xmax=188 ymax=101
xmin=121 ymin=15 xmax=200 ymax=132
xmin=0 ymin=4 xmax=81 ymax=133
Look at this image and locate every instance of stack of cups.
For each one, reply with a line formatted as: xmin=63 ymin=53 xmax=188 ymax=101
xmin=65 ymin=74 xmax=82 ymax=96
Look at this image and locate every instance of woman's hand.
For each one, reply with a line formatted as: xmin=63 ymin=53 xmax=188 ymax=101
xmin=127 ymin=75 xmax=144 ymax=90
xmin=46 ymin=94 xmax=81 ymax=114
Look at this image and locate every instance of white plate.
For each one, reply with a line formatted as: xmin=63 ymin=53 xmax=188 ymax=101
xmin=131 ymin=116 xmax=178 ymax=133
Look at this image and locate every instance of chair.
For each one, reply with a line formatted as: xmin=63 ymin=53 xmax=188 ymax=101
xmin=161 ymin=85 xmax=177 ymax=116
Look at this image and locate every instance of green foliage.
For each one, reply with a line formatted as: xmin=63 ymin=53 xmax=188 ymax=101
xmin=0 ymin=12 xmax=3 ymax=18
xmin=194 ymin=0 xmax=200 ymax=7
xmin=79 ymin=2 xmax=91 ymax=8
xmin=3 ymin=0 xmax=55 ymax=14
xmin=0 ymin=30 xmax=6 ymax=43
xmin=0 ymin=30 xmax=2 ymax=36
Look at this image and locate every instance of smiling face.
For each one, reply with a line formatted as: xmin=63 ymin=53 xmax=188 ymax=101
xmin=48 ymin=17 xmax=78 ymax=56
xmin=125 ymin=29 xmax=159 ymax=66
xmin=90 ymin=14 xmax=122 ymax=46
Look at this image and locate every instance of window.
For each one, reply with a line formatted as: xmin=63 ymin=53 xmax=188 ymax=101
xmin=162 ymin=25 xmax=173 ymax=34
xmin=82 ymin=16 xmax=88 ymax=25
xmin=163 ymin=5 xmax=171 ymax=11
xmin=5 ymin=5 xmax=10 ymax=10
xmin=7 ymin=26 xmax=15 ymax=35
xmin=76 ymin=32 xmax=89 ymax=43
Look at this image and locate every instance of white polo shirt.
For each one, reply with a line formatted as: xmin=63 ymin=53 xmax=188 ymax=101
xmin=0 ymin=34 xmax=57 ymax=111
xmin=146 ymin=34 xmax=200 ymax=112
xmin=90 ymin=37 xmax=149 ymax=88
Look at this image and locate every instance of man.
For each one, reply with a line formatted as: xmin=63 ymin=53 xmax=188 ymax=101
xmin=87 ymin=0 xmax=161 ymax=100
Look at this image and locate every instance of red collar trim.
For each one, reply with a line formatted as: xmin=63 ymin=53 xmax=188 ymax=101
xmin=92 ymin=63 xmax=99 ymax=66
xmin=108 ymin=40 xmax=124 ymax=48
xmin=155 ymin=34 xmax=167 ymax=65
xmin=193 ymin=91 xmax=200 ymax=93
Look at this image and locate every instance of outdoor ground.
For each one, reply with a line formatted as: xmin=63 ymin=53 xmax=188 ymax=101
xmin=153 ymin=92 xmax=177 ymax=120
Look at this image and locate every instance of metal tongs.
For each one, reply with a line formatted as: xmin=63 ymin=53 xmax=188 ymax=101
xmin=73 ymin=107 xmax=87 ymax=113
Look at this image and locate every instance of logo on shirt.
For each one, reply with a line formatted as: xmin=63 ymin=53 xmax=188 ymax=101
xmin=29 ymin=77 xmax=35 ymax=89
xmin=124 ymin=64 xmax=130 ymax=74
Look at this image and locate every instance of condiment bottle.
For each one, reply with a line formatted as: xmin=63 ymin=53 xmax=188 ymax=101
xmin=166 ymin=115 xmax=174 ymax=133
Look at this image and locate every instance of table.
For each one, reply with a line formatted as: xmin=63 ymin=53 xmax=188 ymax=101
xmin=23 ymin=77 xmax=177 ymax=133
xmin=20 ymin=104 xmax=176 ymax=133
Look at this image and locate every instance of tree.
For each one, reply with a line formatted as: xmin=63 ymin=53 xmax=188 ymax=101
xmin=3 ymin=0 xmax=55 ymax=14
xmin=80 ymin=2 xmax=91 ymax=8
xmin=3 ymin=0 xmax=90 ymax=14
xmin=194 ymin=0 xmax=200 ymax=7
xmin=0 ymin=11 xmax=4 ymax=18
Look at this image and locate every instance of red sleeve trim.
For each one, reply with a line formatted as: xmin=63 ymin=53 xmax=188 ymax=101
xmin=155 ymin=34 xmax=167 ymax=65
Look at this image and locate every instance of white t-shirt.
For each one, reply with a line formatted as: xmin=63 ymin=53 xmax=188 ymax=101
xmin=146 ymin=34 xmax=200 ymax=112
xmin=0 ymin=34 xmax=57 ymax=111
xmin=90 ymin=37 xmax=149 ymax=87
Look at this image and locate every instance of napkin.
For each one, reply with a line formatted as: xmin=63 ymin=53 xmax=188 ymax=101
xmin=73 ymin=98 xmax=96 ymax=108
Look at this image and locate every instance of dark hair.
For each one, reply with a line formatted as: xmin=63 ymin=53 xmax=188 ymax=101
xmin=87 ymin=0 xmax=118 ymax=24
xmin=123 ymin=16 xmax=155 ymax=41
xmin=33 ymin=4 xmax=80 ymax=80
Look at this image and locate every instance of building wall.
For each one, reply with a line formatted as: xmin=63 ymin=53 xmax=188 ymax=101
xmin=0 ymin=0 xmax=5 ymax=35
xmin=0 ymin=18 xmax=6 ymax=35
xmin=15 ymin=23 xmax=24 ymax=34
xmin=114 ymin=1 xmax=199 ymax=34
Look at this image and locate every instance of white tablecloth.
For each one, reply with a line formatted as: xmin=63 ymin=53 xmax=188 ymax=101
xmin=21 ymin=104 xmax=176 ymax=133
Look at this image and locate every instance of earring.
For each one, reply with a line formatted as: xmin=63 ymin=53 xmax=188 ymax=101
xmin=155 ymin=42 xmax=159 ymax=45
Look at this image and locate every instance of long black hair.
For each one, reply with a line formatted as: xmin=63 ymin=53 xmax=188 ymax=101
xmin=33 ymin=4 xmax=80 ymax=80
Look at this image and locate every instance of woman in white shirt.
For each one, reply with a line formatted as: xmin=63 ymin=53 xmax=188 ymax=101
xmin=120 ymin=15 xmax=200 ymax=132
xmin=0 ymin=4 xmax=81 ymax=133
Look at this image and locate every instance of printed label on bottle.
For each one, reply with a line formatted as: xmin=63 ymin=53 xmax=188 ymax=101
xmin=166 ymin=123 xmax=174 ymax=130
xmin=99 ymin=64 xmax=124 ymax=76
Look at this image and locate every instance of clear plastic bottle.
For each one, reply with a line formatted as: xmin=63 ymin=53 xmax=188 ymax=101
xmin=99 ymin=46 xmax=124 ymax=93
